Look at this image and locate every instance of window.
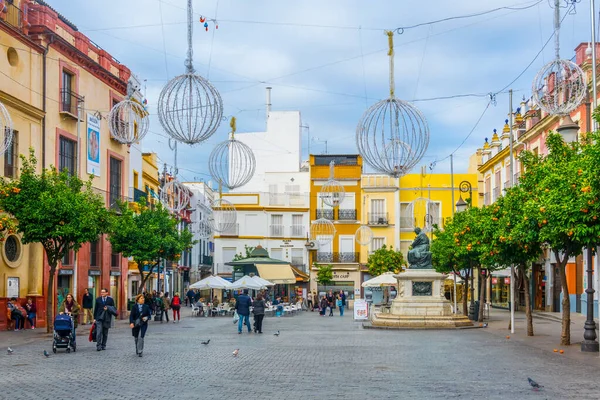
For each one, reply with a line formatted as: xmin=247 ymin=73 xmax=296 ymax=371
xmin=291 ymin=248 xmax=303 ymax=266
xmin=111 ymin=252 xmax=120 ymax=268
xmin=399 ymin=202 xmax=412 ymax=230
xmin=270 ymin=214 xmax=284 ymax=237
xmin=133 ymin=170 xmax=139 ymax=189
xmin=59 ymin=135 xmax=76 ymax=176
xmin=109 ymin=157 xmax=122 ymax=209
xmin=427 ymin=202 xmax=441 ymax=228
xmin=271 ymin=248 xmax=283 ymax=260
xmin=4 ymin=130 xmax=17 ymax=178
xmin=62 ymin=251 xmax=71 ymax=266
xmin=370 ymin=237 xmax=385 ymax=253
xmin=291 ymin=214 xmax=304 ymax=237
xmin=61 ymin=70 xmax=74 ymax=113
xmin=369 ymin=199 xmax=386 ymax=224
xmin=90 ymin=240 xmax=99 ymax=267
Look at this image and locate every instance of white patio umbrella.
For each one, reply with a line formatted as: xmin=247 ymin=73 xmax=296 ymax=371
xmin=230 ymin=275 xmax=264 ymax=290
xmin=189 ymin=275 xmax=232 ymax=290
xmin=361 ymin=272 xmax=398 ymax=287
xmin=251 ymin=275 xmax=274 ymax=287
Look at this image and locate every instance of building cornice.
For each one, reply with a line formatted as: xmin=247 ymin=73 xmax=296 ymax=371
xmin=0 ymin=90 xmax=45 ymax=120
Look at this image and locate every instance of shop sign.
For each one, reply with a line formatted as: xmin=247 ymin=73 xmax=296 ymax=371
xmin=58 ymin=269 xmax=74 ymax=275
xmin=353 ymin=299 xmax=368 ymax=320
xmin=333 ymin=271 xmax=350 ymax=280
xmin=110 ymin=271 xmax=121 ymax=276
xmin=504 ymin=277 xmax=510 ymax=284
xmin=7 ymin=277 xmax=19 ymax=298
xmin=281 ymin=239 xmax=294 ymax=248
xmin=491 ymin=277 xmax=498 ymax=285
xmin=89 ymin=270 xmax=101 ymax=276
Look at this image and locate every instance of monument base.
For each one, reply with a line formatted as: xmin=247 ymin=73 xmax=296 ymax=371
xmin=370 ymin=269 xmax=472 ymax=329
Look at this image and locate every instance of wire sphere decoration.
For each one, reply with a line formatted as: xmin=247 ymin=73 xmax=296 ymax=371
xmin=531 ymin=59 xmax=586 ymax=116
xmin=206 ymin=198 xmax=237 ymax=233
xmin=160 ymin=180 xmax=190 ymax=213
xmin=0 ymin=100 xmax=14 ymax=156
xmin=320 ymin=180 xmax=345 ymax=208
xmin=196 ymin=219 xmax=212 ymax=239
xmin=406 ymin=197 xmax=437 ymax=233
xmin=108 ymin=98 xmax=149 ymax=144
xmin=356 ymin=98 xmax=429 ymax=178
xmin=355 ymin=225 xmax=374 ymax=246
xmin=310 ymin=218 xmax=336 ymax=246
xmin=208 ymin=118 xmax=256 ymax=190
xmin=156 ymin=0 xmax=223 ymax=145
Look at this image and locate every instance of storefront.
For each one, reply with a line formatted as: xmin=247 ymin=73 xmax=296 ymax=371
xmin=311 ymin=267 xmax=361 ymax=309
xmin=491 ymin=268 xmax=511 ymax=309
xmin=88 ymin=269 xmax=101 ymax=300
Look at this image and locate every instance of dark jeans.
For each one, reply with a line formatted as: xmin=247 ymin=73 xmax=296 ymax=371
xmin=160 ymin=309 xmax=169 ymax=322
xmin=254 ymin=314 xmax=264 ymax=333
xmin=96 ymin=323 xmax=110 ymax=349
xmin=27 ymin=312 xmax=36 ymax=328
xmin=12 ymin=315 xmax=24 ymax=330
xmin=132 ymin=323 xmax=148 ymax=339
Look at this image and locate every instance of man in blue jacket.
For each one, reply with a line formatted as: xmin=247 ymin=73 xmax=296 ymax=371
xmin=235 ymin=289 xmax=252 ymax=334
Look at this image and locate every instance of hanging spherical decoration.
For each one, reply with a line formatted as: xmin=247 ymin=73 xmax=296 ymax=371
xmin=208 ymin=117 xmax=256 ymax=190
xmin=207 ymin=198 xmax=237 ymax=233
xmin=196 ymin=218 xmax=212 ymax=239
xmin=310 ymin=218 xmax=336 ymax=246
xmin=320 ymin=179 xmax=345 ymax=208
xmin=406 ymin=197 xmax=437 ymax=233
xmin=160 ymin=180 xmax=190 ymax=213
xmin=0 ymin=100 xmax=14 ymax=156
xmin=157 ymin=0 xmax=223 ymax=145
xmin=356 ymin=98 xmax=429 ymax=178
xmin=355 ymin=225 xmax=374 ymax=246
xmin=531 ymin=59 xmax=586 ymax=116
xmin=356 ymin=31 xmax=429 ymax=178
xmin=108 ymin=98 xmax=149 ymax=144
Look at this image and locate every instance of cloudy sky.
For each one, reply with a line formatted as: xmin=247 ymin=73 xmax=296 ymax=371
xmin=47 ymin=0 xmax=594 ymax=181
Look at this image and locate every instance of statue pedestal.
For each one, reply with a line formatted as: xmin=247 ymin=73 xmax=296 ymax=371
xmin=371 ymin=269 xmax=472 ymax=329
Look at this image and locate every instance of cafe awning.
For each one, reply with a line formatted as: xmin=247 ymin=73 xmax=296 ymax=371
xmin=255 ymin=264 xmax=296 ymax=284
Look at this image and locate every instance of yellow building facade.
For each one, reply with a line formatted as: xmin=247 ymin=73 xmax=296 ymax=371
xmin=142 ymin=152 xmax=160 ymax=203
xmin=309 ymin=154 xmax=363 ymax=306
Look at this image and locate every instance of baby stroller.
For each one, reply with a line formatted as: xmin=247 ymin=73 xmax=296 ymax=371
xmin=53 ymin=314 xmax=76 ymax=353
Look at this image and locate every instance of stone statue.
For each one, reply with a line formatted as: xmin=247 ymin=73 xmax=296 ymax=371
xmin=407 ymin=227 xmax=433 ymax=269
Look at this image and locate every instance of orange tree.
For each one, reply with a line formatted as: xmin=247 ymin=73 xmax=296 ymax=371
xmin=0 ymin=151 xmax=111 ymax=332
xmin=367 ymin=244 xmax=406 ymax=276
xmin=108 ymin=200 xmax=194 ymax=295
xmin=518 ymin=132 xmax=600 ymax=345
xmin=431 ymin=206 xmax=487 ymax=316
xmin=481 ymin=186 xmax=543 ymax=335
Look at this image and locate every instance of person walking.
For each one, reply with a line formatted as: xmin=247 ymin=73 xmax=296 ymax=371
xmin=171 ymin=292 xmax=182 ymax=323
xmin=81 ymin=288 xmax=94 ymax=325
xmin=252 ymin=293 xmax=265 ymax=334
xmin=58 ymin=293 xmax=80 ymax=344
xmin=307 ymin=292 xmax=313 ymax=312
xmin=319 ymin=296 xmax=328 ymax=316
xmin=337 ymin=291 xmax=344 ymax=317
xmin=186 ymin=288 xmax=195 ymax=308
xmin=326 ymin=290 xmax=334 ymax=317
xmin=235 ymin=289 xmax=252 ymax=334
xmin=129 ymin=294 xmax=151 ymax=357
xmin=340 ymin=290 xmax=346 ymax=316
xmin=161 ymin=292 xmax=170 ymax=323
xmin=23 ymin=298 xmax=36 ymax=329
xmin=93 ymin=288 xmax=116 ymax=351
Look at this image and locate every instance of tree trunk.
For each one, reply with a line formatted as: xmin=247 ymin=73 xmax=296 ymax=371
xmin=478 ymin=269 xmax=486 ymax=322
xmin=462 ymin=272 xmax=469 ymax=316
xmin=519 ymin=263 xmax=534 ymax=336
xmin=46 ymin=264 xmax=57 ymax=334
xmin=138 ymin=263 xmax=156 ymax=295
xmin=555 ymin=250 xmax=571 ymax=345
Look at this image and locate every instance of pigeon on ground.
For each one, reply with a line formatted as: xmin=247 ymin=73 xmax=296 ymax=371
xmin=7 ymin=347 xmax=13 ymax=354
xmin=528 ymin=377 xmax=543 ymax=390
xmin=274 ymin=330 xmax=280 ymax=336
xmin=43 ymin=350 xmax=50 ymax=358
xmin=232 ymin=349 xmax=239 ymax=357
xmin=201 ymin=339 xmax=210 ymax=345
xmin=483 ymin=323 xmax=488 ymax=328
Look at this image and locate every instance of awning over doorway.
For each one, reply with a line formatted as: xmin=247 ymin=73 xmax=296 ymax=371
xmin=256 ymin=264 xmax=296 ymax=284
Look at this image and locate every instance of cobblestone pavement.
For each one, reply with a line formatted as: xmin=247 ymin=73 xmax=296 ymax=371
xmin=1 ymin=308 xmax=599 ymax=399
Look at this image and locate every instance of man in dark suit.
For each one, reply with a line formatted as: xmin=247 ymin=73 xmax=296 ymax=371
xmin=93 ymin=288 xmax=115 ymax=351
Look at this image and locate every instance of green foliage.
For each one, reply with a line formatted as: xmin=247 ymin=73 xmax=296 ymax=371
xmin=367 ymin=244 xmax=405 ymax=276
xmin=315 ymin=263 xmax=333 ymax=287
xmin=232 ymin=245 xmax=255 ymax=261
xmin=108 ymin=200 xmax=195 ymax=293
xmin=0 ymin=150 xmax=111 ymax=331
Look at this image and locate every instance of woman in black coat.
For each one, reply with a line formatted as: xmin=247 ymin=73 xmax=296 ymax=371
xmin=129 ymin=294 xmax=151 ymax=357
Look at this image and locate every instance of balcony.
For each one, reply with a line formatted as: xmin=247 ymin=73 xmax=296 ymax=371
xmin=338 ymin=209 xmax=357 ymax=221
xmin=368 ymin=212 xmax=389 ymax=226
xmin=270 ymin=224 xmax=284 ymax=237
xmin=60 ymin=89 xmax=84 ymax=119
xmin=316 ymin=209 xmax=334 ymax=220
xmin=316 ymin=252 xmax=359 ymax=263
xmin=130 ymin=187 xmax=147 ymax=203
xmin=201 ymin=255 xmax=213 ymax=266
xmin=5 ymin=2 xmax=21 ymax=29
xmin=290 ymin=224 xmax=305 ymax=237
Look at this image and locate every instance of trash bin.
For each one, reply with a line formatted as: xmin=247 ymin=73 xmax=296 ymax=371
xmin=127 ymin=300 xmax=135 ymax=311
xmin=474 ymin=301 xmax=480 ymax=319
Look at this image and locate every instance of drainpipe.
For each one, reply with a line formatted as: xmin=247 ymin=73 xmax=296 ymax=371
xmin=41 ymin=34 xmax=55 ymax=169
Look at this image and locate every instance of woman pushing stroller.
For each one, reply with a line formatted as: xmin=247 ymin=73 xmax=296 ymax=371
xmin=58 ymin=293 xmax=80 ymax=344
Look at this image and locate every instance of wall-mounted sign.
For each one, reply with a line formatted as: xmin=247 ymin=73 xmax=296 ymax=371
xmin=504 ymin=277 xmax=511 ymax=284
xmin=110 ymin=271 xmax=121 ymax=276
xmin=491 ymin=277 xmax=498 ymax=285
xmin=281 ymin=239 xmax=294 ymax=248
xmin=332 ymin=271 xmax=350 ymax=280
xmin=58 ymin=269 xmax=74 ymax=275
xmin=7 ymin=277 xmax=19 ymax=298
xmin=86 ymin=113 xmax=101 ymax=176
xmin=89 ymin=270 xmax=101 ymax=276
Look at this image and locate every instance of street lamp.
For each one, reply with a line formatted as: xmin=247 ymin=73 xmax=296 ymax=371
xmin=455 ymin=180 xmax=476 ymax=320
xmin=556 ymin=115 xmax=579 ymax=144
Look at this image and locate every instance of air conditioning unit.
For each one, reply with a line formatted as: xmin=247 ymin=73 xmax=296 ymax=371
xmin=305 ymin=241 xmax=317 ymax=251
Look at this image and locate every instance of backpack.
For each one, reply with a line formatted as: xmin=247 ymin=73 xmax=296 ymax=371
xmin=172 ymin=296 xmax=180 ymax=306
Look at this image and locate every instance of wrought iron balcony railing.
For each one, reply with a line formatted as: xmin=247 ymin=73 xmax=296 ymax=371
xmin=316 ymin=252 xmax=359 ymax=263
xmin=338 ymin=209 xmax=357 ymax=221
xmin=201 ymin=255 xmax=213 ymax=266
xmin=316 ymin=209 xmax=334 ymax=220
xmin=60 ymin=89 xmax=84 ymax=118
xmin=368 ymin=212 xmax=389 ymax=225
